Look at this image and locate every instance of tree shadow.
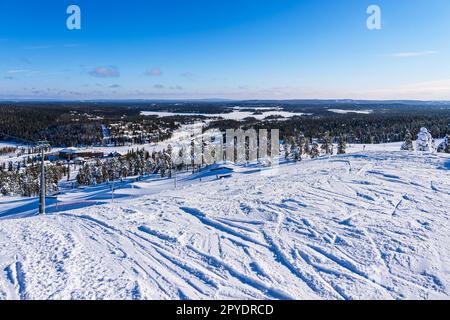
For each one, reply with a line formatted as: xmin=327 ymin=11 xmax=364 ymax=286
xmin=444 ymin=159 xmax=450 ymax=170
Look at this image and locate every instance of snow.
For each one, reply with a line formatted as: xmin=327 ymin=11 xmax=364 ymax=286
xmin=0 ymin=141 xmax=21 ymax=148
xmin=0 ymin=123 xmax=195 ymax=166
xmin=140 ymin=110 xmax=306 ymax=120
xmin=417 ymin=127 xmax=435 ymax=152
xmin=328 ymin=109 xmax=373 ymax=114
xmin=0 ymin=148 xmax=449 ymax=300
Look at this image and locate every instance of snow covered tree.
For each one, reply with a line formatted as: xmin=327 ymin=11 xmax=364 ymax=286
xmin=437 ymin=134 xmax=450 ymax=153
xmin=310 ymin=142 xmax=320 ymax=158
xmin=416 ymin=127 xmax=434 ymax=152
xmin=158 ymin=151 xmax=167 ymax=178
xmin=77 ymin=163 xmax=94 ymax=186
xmin=0 ymin=171 xmax=19 ymax=196
xmin=176 ymin=146 xmax=185 ymax=171
xmin=137 ymin=149 xmax=146 ymax=176
xmin=190 ymin=140 xmax=196 ymax=174
xmin=337 ymin=133 xmax=346 ymax=154
xmin=401 ymin=130 xmax=414 ymax=151
xmin=284 ymin=138 xmax=291 ymax=160
xmin=92 ymin=163 xmax=102 ymax=185
xmin=304 ymin=138 xmax=311 ymax=156
xmin=320 ymin=131 xmax=333 ymax=155
xmin=108 ymin=158 xmax=121 ymax=181
xmin=119 ymin=159 xmax=129 ymax=178
xmin=145 ymin=156 xmax=156 ymax=175
xmin=0 ymin=162 xmax=65 ymax=196
xmin=297 ymin=133 xmax=305 ymax=158
xmin=164 ymin=145 xmax=173 ymax=178
xmin=287 ymin=137 xmax=299 ymax=161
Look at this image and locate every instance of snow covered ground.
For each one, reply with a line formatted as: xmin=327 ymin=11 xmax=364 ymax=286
xmin=0 ymin=142 xmax=21 ymax=148
xmin=328 ymin=109 xmax=373 ymax=114
xmin=0 ymin=149 xmax=449 ymax=300
xmin=141 ymin=110 xmax=307 ymax=120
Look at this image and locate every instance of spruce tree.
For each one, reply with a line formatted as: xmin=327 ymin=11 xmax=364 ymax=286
xmin=401 ymin=130 xmax=414 ymax=151
xmin=437 ymin=134 xmax=450 ymax=153
xmin=284 ymin=138 xmax=291 ymax=160
xmin=304 ymin=137 xmax=311 ymax=155
xmin=310 ymin=142 xmax=320 ymax=158
xmin=165 ymin=145 xmax=173 ymax=178
xmin=446 ymin=134 xmax=450 ymax=153
xmin=416 ymin=127 xmax=433 ymax=152
xmin=298 ymin=134 xmax=305 ymax=158
xmin=337 ymin=133 xmax=346 ymax=154
xmin=289 ymin=137 xmax=300 ymax=161
xmin=320 ymin=131 xmax=333 ymax=155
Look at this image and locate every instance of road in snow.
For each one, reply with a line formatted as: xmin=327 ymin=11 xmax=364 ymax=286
xmin=0 ymin=151 xmax=449 ymax=299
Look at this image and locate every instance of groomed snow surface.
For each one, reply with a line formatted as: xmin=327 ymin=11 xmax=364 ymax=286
xmin=0 ymin=150 xmax=449 ymax=300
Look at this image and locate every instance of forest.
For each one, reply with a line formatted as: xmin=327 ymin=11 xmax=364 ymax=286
xmin=0 ymin=103 xmax=182 ymax=147
xmin=207 ymin=108 xmax=450 ymax=144
xmin=1 ymin=101 xmax=449 ymax=146
xmin=1 ymin=101 xmax=449 ymax=148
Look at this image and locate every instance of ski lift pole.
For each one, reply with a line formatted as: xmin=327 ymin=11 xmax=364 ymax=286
xmin=174 ymin=170 xmax=177 ymax=189
xmin=111 ymin=180 xmax=114 ymax=203
xmin=38 ymin=141 xmax=49 ymax=215
xmin=39 ymin=147 xmax=45 ymax=214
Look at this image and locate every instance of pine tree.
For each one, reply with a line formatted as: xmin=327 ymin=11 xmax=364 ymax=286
xmin=159 ymin=151 xmax=166 ymax=177
xmin=177 ymin=147 xmax=185 ymax=171
xmin=288 ymin=137 xmax=300 ymax=161
xmin=165 ymin=145 xmax=173 ymax=178
xmin=401 ymin=130 xmax=414 ymax=151
xmin=437 ymin=134 xmax=450 ymax=153
xmin=416 ymin=127 xmax=434 ymax=152
xmin=320 ymin=131 xmax=333 ymax=155
xmin=304 ymin=138 xmax=311 ymax=156
xmin=447 ymin=135 xmax=450 ymax=153
xmin=337 ymin=133 xmax=346 ymax=154
xmin=298 ymin=133 xmax=305 ymax=158
xmin=310 ymin=142 xmax=320 ymax=158
xmin=284 ymin=138 xmax=291 ymax=160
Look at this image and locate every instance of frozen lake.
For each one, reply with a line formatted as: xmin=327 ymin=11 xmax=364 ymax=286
xmin=141 ymin=110 xmax=306 ymax=120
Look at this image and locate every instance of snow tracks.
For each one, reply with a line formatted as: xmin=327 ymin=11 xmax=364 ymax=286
xmin=0 ymin=151 xmax=449 ymax=299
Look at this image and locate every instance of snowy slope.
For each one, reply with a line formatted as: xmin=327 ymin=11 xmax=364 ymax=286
xmin=0 ymin=151 xmax=449 ymax=300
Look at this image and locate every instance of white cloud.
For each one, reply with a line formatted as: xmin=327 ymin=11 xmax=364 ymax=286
xmin=391 ymin=50 xmax=437 ymax=58
xmin=146 ymin=67 xmax=162 ymax=76
xmin=89 ymin=66 xmax=120 ymax=78
xmin=7 ymin=69 xmax=29 ymax=74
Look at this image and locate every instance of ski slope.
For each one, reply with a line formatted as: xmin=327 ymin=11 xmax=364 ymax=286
xmin=0 ymin=150 xmax=449 ymax=300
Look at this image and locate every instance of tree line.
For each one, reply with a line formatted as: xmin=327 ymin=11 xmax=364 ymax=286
xmin=0 ymin=163 xmax=65 ymax=197
xmin=208 ymin=111 xmax=450 ymax=145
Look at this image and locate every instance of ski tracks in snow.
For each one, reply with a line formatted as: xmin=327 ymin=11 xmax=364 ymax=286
xmin=0 ymin=151 xmax=449 ymax=299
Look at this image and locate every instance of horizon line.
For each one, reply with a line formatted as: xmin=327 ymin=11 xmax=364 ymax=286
xmin=1 ymin=98 xmax=450 ymax=103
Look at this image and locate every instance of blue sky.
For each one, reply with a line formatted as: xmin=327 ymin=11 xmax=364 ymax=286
xmin=0 ymin=0 xmax=449 ymax=100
